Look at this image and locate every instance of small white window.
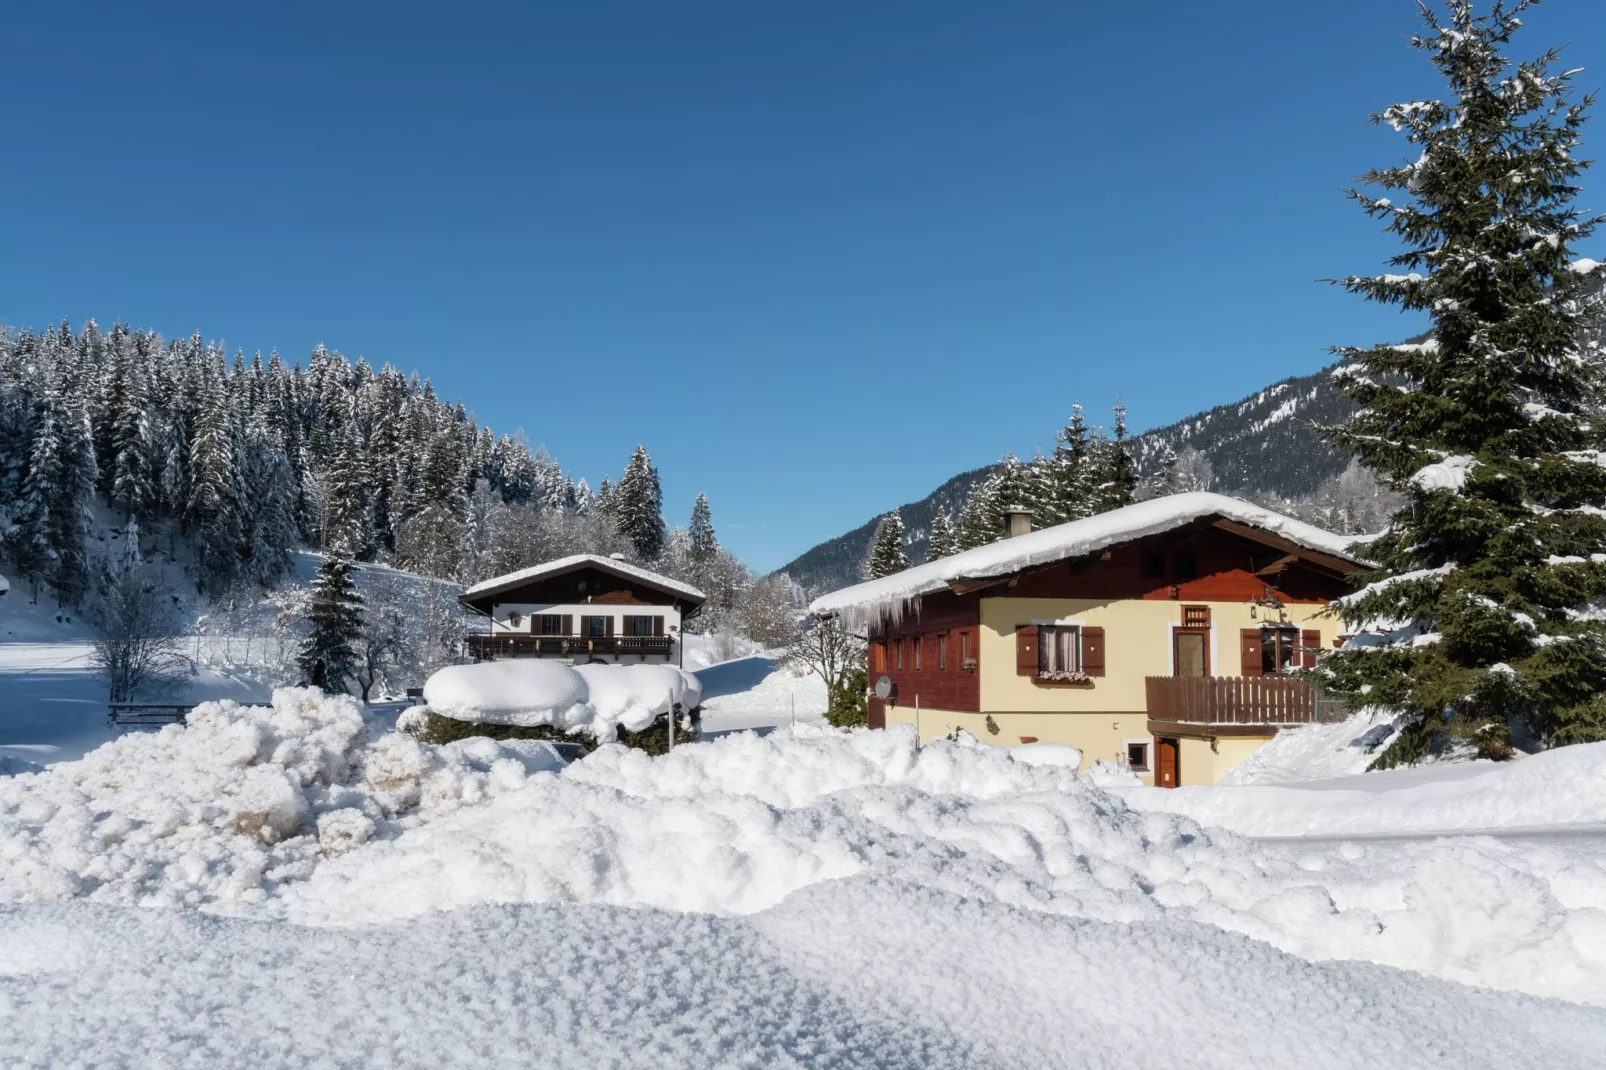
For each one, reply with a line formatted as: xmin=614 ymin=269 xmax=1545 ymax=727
xmin=1126 ymin=741 xmax=1150 ymax=771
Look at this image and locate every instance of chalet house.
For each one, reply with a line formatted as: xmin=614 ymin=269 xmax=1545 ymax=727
xmin=808 ymin=493 xmax=1367 ymax=787
xmin=460 ymin=554 xmax=706 ymax=665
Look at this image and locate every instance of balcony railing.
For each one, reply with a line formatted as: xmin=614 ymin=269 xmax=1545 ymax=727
xmin=1145 ymin=675 xmax=1348 ymax=726
xmin=467 ymin=634 xmax=675 ymax=660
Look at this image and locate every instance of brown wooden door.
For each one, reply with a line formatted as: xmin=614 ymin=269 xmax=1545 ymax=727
xmin=1155 ymin=737 xmax=1179 ymax=788
xmin=1173 ymin=629 xmax=1209 ymax=678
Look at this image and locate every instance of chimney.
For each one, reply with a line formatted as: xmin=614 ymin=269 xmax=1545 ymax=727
xmin=1003 ymin=506 xmax=1033 ymax=539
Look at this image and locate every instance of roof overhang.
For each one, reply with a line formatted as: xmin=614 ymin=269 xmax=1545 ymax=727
xmin=459 ymin=555 xmax=707 ymax=614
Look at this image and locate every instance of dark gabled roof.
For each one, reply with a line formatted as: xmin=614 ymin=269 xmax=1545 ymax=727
xmin=459 ymin=554 xmax=707 ymax=612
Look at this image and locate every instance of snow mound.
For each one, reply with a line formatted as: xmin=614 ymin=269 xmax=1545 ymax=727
xmin=0 ymin=689 xmax=566 ymax=908
xmin=1124 ymin=740 xmax=1606 ymax=838
xmin=423 ymin=660 xmax=702 ymax=736
xmin=1216 ymin=711 xmax=1402 ymax=785
xmin=3 ymin=701 xmax=1606 ymax=1010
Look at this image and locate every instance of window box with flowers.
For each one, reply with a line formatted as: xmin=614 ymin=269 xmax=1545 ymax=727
xmin=1015 ymin=623 xmax=1105 ymax=685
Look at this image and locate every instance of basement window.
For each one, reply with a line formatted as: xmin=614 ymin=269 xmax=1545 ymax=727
xmin=1127 ymin=742 xmax=1150 ymax=771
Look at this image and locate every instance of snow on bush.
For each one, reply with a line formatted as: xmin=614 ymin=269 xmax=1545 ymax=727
xmin=422 ymin=660 xmax=703 ymax=736
xmin=2 ymin=695 xmax=1605 ymax=1011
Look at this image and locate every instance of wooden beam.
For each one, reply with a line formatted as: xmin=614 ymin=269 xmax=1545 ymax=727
xmin=1209 ymin=518 xmax=1362 ymax=575
xmin=1253 ymin=553 xmax=1300 ymax=578
xmin=948 ymin=577 xmax=1011 ymax=596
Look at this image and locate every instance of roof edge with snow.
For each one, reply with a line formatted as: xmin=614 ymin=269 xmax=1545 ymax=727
xmin=460 ymin=554 xmax=707 ymax=608
xmin=808 ymin=492 xmax=1368 ymax=621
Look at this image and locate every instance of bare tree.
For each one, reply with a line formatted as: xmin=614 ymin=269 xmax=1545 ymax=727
xmin=786 ymin=613 xmax=865 ymax=695
xmin=90 ymin=566 xmax=195 ymax=702
xmin=352 ymin=575 xmax=409 ymax=702
xmin=742 ymin=573 xmax=802 ymax=649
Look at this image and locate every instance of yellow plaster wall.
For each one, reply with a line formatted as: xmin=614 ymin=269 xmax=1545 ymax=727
xmin=1176 ymin=735 xmax=1274 ymax=786
xmin=977 ymin=597 xmax=1338 ymax=714
xmin=881 ymin=702 xmax=1157 ymax=786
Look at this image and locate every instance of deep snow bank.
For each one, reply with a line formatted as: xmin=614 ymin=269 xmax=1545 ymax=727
xmin=2 ymin=692 xmax=1605 ymax=1012
xmin=1121 ymin=741 xmax=1606 ymax=839
xmin=4 ymin=881 xmax=1605 ymax=1069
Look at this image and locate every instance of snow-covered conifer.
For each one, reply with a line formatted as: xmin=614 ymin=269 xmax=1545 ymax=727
xmin=927 ymin=512 xmax=960 ymax=559
xmin=866 ymin=511 xmax=909 ymax=579
xmin=297 ymin=554 xmax=365 ymax=694
xmin=1319 ymin=2 xmax=1606 ymax=763
xmin=613 ymin=445 xmax=666 ymax=560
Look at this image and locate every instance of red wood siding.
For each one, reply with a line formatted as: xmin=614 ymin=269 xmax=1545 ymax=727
xmin=1007 ymin=529 xmax=1348 ymax=605
xmin=867 ymin=589 xmax=982 ymax=714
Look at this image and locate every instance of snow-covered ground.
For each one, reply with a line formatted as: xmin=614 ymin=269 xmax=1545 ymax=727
xmin=1 ymin=686 xmax=1604 ymax=1065
xmin=3 ymin=612 xmax=1605 ymax=1064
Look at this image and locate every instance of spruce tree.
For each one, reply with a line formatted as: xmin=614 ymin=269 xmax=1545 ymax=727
xmin=928 ymin=512 xmax=960 ymax=559
xmin=1319 ymin=1 xmax=1606 ymax=765
xmin=1039 ymin=405 xmax=1094 ymax=525
xmin=613 ymin=445 xmax=666 ymax=560
xmin=298 ymin=554 xmax=365 ymax=694
xmin=866 ymin=511 xmax=910 ymax=579
xmin=1092 ymin=398 xmax=1138 ymax=513
xmin=689 ymin=492 xmax=717 ymax=568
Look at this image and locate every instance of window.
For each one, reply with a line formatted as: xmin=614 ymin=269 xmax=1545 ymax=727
xmin=540 ymin=615 xmax=564 ymax=635
xmin=1141 ymin=552 xmax=1166 ymax=579
xmin=896 ymin=639 xmax=904 ymax=671
xmin=960 ymin=632 xmax=972 ymax=665
xmin=1174 ymin=550 xmax=1198 ymax=581
xmin=874 ymin=642 xmax=887 ymax=673
xmin=1126 ymin=742 xmax=1150 ymax=771
xmin=1038 ymin=625 xmax=1082 ymax=674
xmin=1182 ymin=605 xmax=1210 ymax=627
xmin=588 ymin=616 xmax=607 ymax=638
xmin=578 ymin=579 xmax=588 ymax=594
xmin=938 ymin=634 xmax=947 ymax=671
xmin=1261 ymin=627 xmax=1299 ymax=674
xmin=913 ymin=636 xmax=922 ymax=671
xmin=630 ymin=615 xmax=656 ymax=636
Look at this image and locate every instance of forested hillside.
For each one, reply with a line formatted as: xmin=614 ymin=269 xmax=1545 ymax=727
xmin=0 ymin=320 xmax=767 ymax=631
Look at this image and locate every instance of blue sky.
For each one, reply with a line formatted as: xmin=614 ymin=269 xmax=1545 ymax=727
xmin=4 ymin=1 xmax=1603 ymax=572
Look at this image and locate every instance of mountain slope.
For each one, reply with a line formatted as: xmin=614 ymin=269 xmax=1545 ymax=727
xmin=778 ymin=363 xmax=1353 ymax=595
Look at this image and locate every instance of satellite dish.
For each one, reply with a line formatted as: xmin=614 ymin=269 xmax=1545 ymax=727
xmin=873 ymin=675 xmax=893 ymax=700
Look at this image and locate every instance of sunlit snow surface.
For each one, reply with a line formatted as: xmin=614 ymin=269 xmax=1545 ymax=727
xmin=1 ymin=690 xmax=1604 ymax=1065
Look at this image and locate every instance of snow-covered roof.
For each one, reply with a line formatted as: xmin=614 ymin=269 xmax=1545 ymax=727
xmin=461 ymin=554 xmax=707 ymax=607
xmin=808 ymin=492 xmax=1366 ymax=620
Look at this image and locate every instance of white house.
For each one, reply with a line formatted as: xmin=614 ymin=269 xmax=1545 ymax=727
xmin=460 ymin=554 xmax=707 ymax=666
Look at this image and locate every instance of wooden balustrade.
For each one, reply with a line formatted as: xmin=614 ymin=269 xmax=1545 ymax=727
xmin=467 ymin=634 xmax=675 ymax=660
xmin=1145 ymin=675 xmax=1344 ymax=726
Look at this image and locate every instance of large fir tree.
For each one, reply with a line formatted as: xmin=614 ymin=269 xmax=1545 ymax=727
xmin=1319 ymin=0 xmax=1606 ymax=765
xmin=298 ymin=554 xmax=365 ymax=693
xmin=928 ymin=512 xmax=960 ymax=559
xmin=613 ymin=445 xmax=666 ymax=560
xmin=866 ymin=511 xmax=910 ymax=579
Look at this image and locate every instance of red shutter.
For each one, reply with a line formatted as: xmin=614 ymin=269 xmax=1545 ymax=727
xmin=1301 ymin=629 xmax=1322 ymax=669
xmin=1016 ymin=624 xmax=1039 ymax=676
xmin=653 ymin=615 xmax=665 ymax=636
xmin=562 ymin=614 xmax=573 ymax=635
xmin=1081 ymin=626 xmax=1105 ymax=677
xmin=1239 ymin=629 xmax=1263 ymax=677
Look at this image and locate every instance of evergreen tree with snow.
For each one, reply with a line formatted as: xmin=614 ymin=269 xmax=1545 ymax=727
xmin=1091 ymin=398 xmax=1138 ymax=513
xmin=613 ymin=445 xmax=666 ymax=560
xmin=1038 ymin=404 xmax=1095 ymax=526
xmin=928 ymin=512 xmax=960 ymax=559
xmin=1318 ymin=1 xmax=1606 ymax=765
xmin=324 ymin=416 xmax=372 ymax=557
xmin=689 ymin=492 xmax=717 ymax=568
xmin=297 ymin=554 xmax=365 ymax=694
xmin=866 ymin=511 xmax=909 ymax=579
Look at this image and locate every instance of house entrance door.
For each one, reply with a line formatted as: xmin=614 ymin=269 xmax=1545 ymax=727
xmin=1173 ymin=629 xmax=1209 ymax=678
xmin=1155 ymin=737 xmax=1179 ymax=788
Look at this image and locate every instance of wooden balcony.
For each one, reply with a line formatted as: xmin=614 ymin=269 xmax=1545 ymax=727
xmin=467 ymin=634 xmax=675 ymax=661
xmin=1145 ymin=675 xmax=1346 ymax=730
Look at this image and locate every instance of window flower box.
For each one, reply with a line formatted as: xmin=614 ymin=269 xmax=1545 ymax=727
xmin=1034 ymin=670 xmax=1092 ymax=685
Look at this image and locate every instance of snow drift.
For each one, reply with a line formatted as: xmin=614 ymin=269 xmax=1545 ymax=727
xmin=2 ymin=690 xmax=1604 ymax=1014
xmin=422 ymin=660 xmax=703 ymax=737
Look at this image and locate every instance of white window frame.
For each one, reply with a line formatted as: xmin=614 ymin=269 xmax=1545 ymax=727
xmin=1123 ymin=737 xmax=1152 ymax=772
